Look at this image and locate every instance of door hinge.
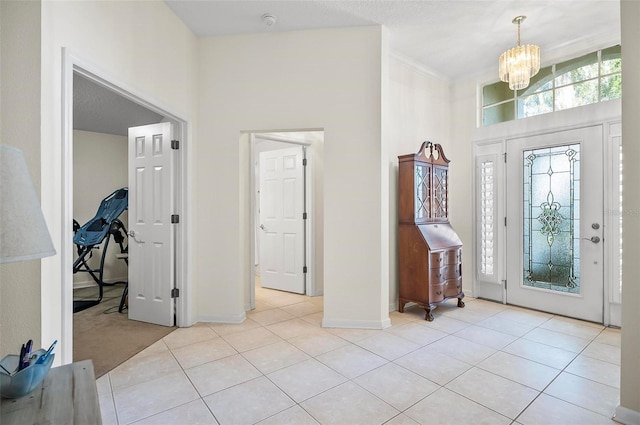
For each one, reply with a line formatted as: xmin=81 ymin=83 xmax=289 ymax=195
xmin=303 ymin=266 xmax=308 ymax=273
xmin=504 ymin=152 xmax=507 ymax=163
xmin=171 ymin=140 xmax=180 ymax=150
xmin=503 ymin=279 xmax=507 ymax=290
xmin=171 ymin=288 xmax=179 ymax=298
xmin=303 ymin=212 xmax=307 ymax=220
xmin=504 ymin=217 xmax=507 ymax=226
xmin=303 ymin=158 xmax=307 ymax=166
xmin=171 ymin=214 xmax=180 ymax=224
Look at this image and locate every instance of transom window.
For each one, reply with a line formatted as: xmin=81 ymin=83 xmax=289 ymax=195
xmin=482 ymin=45 xmax=621 ymax=126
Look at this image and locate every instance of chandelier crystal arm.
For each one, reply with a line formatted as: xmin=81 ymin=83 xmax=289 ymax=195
xmin=499 ymin=15 xmax=541 ymax=91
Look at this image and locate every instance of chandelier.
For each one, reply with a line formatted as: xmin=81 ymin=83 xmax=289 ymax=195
xmin=499 ymin=16 xmax=541 ymax=91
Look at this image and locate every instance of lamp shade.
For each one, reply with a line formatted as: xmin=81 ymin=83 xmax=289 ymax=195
xmin=0 ymin=145 xmax=56 ymax=263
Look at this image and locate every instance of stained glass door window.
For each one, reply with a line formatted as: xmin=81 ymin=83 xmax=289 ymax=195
xmin=523 ymin=144 xmax=580 ymax=293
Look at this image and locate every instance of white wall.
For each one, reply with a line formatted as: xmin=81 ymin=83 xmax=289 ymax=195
xmin=387 ymin=57 xmax=452 ymax=310
xmin=196 ymin=27 xmax=390 ymax=328
xmin=0 ymin=0 xmax=43 ymax=357
xmin=73 ymin=130 xmax=128 ymax=287
xmin=618 ymin=0 xmax=640 ymax=420
xmin=40 ymin=0 xmax=198 ymax=363
xmin=449 ymin=79 xmax=477 ymax=276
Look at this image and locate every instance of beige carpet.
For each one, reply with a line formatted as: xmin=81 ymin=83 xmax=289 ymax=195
xmin=73 ymin=285 xmax=176 ymax=378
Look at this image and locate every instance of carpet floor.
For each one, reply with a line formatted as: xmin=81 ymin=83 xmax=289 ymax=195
xmin=73 ymin=284 xmax=176 ymax=378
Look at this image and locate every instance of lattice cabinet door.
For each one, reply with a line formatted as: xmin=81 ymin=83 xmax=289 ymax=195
xmin=398 ymin=141 xmax=450 ymax=224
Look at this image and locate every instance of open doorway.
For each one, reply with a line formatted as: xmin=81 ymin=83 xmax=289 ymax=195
xmin=247 ymin=131 xmax=324 ymax=312
xmin=64 ymin=63 xmax=190 ymax=375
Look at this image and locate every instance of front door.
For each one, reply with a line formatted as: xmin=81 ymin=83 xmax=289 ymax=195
xmin=258 ymin=146 xmax=305 ymax=294
xmin=506 ymin=126 xmax=604 ymax=322
xmin=127 ymin=122 xmax=176 ymax=326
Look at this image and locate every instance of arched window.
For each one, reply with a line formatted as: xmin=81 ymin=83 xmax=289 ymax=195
xmin=482 ymin=45 xmax=621 ymax=126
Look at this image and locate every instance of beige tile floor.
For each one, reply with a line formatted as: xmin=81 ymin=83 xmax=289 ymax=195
xmin=96 ymin=285 xmax=621 ymax=425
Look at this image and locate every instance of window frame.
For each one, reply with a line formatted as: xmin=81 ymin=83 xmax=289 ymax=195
xmin=482 ymin=46 xmax=621 ymax=126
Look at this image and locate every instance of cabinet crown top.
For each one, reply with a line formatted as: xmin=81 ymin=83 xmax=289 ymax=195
xmin=399 ymin=141 xmax=450 ymax=166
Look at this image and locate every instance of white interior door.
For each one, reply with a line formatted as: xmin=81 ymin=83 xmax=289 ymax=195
xmin=506 ymin=126 xmax=604 ymax=323
xmin=128 ymin=122 xmax=175 ymax=326
xmin=259 ymin=146 xmax=305 ymax=294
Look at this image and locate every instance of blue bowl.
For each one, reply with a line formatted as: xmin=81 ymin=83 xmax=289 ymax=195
xmin=0 ymin=349 xmax=55 ymax=399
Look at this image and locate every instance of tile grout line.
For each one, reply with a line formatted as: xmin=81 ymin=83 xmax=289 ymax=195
xmin=101 ymin=289 xmax=620 ymax=425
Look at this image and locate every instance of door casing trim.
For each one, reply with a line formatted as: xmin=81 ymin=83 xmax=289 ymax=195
xmin=59 ymin=48 xmax=192 ymax=363
xmin=471 ymin=100 xmax=622 ymax=326
xmin=247 ymin=132 xmax=318 ymax=311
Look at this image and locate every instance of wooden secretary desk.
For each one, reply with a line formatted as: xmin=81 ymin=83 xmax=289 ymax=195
xmin=398 ymin=141 xmax=464 ymax=321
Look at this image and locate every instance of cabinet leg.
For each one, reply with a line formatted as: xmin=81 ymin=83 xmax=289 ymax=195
xmin=398 ymin=299 xmax=406 ymax=313
xmin=457 ymin=298 xmax=465 ymax=308
xmin=424 ymin=308 xmax=434 ymax=321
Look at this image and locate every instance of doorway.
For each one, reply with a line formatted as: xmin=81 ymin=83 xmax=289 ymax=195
xmin=247 ymin=131 xmax=323 ymax=311
xmin=62 ymin=54 xmax=191 ymax=365
xmin=506 ymin=126 xmax=604 ymax=322
xmin=258 ymin=144 xmax=306 ymax=294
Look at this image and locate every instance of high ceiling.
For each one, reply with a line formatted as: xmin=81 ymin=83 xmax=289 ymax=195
xmin=165 ymin=0 xmax=621 ymax=81
xmin=75 ymin=1 xmax=621 ymax=136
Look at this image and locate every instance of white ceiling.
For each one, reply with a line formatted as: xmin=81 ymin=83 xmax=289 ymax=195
xmin=75 ymin=1 xmax=621 ymax=136
xmin=74 ymin=74 xmax=165 ymax=137
xmin=164 ymin=0 xmax=621 ymax=81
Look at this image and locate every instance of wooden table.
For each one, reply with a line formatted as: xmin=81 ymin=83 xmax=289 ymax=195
xmin=0 ymin=360 xmax=102 ymax=424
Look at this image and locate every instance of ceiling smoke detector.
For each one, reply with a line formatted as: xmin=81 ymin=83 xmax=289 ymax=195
xmin=262 ymin=14 xmax=277 ymax=27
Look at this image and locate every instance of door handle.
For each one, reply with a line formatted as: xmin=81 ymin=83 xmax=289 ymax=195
xmin=260 ymin=224 xmax=267 ymax=231
xmin=128 ymin=230 xmax=144 ymax=243
xmin=582 ymin=236 xmax=601 ymax=244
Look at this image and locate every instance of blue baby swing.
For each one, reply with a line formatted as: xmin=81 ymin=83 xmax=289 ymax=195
xmin=72 ymin=187 xmax=129 ymax=313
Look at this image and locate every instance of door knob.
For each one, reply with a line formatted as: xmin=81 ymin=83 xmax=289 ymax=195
xmin=128 ymin=229 xmax=144 ymax=243
xmin=259 ymin=224 xmax=267 ymax=231
xmin=582 ymin=236 xmax=601 ymax=243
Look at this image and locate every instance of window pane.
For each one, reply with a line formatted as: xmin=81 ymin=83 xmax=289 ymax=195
xmin=483 ymin=81 xmax=512 ymax=106
xmin=523 ymin=145 xmax=580 ymax=293
xmin=601 ymin=45 xmax=621 ymax=75
xmin=483 ymin=102 xmax=514 ymax=126
xmin=555 ymin=80 xmax=599 ymax=110
xmin=518 ymin=90 xmax=553 ymax=118
xmin=601 ymin=74 xmax=622 ymax=101
xmin=415 ymin=165 xmax=430 ymax=220
xmin=555 ymin=52 xmax=598 ymax=86
xmin=481 ymin=45 xmax=621 ymax=127
xmin=519 ymin=66 xmax=553 ymax=95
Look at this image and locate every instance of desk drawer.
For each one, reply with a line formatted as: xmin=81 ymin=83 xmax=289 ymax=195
xmin=429 ymin=251 xmax=445 ymax=268
xmin=442 ymin=265 xmax=461 ymax=280
xmin=429 ymin=284 xmax=445 ymax=303
xmin=429 ymin=268 xmax=446 ymax=284
xmin=444 ymin=278 xmax=463 ymax=297
xmin=445 ymin=248 xmax=462 ymax=265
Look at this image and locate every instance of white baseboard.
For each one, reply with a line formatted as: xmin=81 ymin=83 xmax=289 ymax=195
xmin=614 ymin=405 xmax=640 ymax=425
xmin=322 ymin=317 xmax=391 ymax=330
xmin=609 ymin=302 xmax=622 ymax=327
xmin=197 ymin=312 xmax=246 ymax=324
